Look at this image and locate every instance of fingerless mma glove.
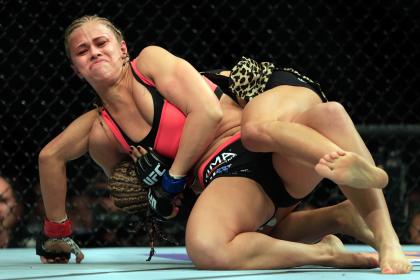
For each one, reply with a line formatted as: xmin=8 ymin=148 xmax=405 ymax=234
xmin=134 ymin=149 xmax=171 ymax=187
xmin=133 ymin=149 xmax=188 ymax=220
xmin=36 ymin=218 xmax=82 ymax=262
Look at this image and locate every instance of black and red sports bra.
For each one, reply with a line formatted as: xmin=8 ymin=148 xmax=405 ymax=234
xmin=100 ymin=61 xmax=223 ymax=159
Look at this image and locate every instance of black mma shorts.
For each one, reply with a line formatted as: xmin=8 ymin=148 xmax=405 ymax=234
xmin=197 ymin=132 xmax=301 ymax=208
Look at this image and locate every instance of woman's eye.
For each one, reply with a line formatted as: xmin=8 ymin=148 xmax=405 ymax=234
xmin=98 ymin=41 xmax=106 ymax=47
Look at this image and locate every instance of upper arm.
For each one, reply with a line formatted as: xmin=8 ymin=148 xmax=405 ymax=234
xmin=40 ymin=109 xmax=98 ymax=162
xmin=133 ymin=46 xmax=221 ymax=114
xmin=133 ymin=46 xmax=178 ymax=84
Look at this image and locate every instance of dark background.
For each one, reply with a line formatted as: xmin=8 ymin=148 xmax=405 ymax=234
xmin=1 ymin=0 xmax=419 ymax=246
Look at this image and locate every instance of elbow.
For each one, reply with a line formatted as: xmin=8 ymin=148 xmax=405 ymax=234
xmin=38 ymin=143 xmax=59 ymax=166
xmin=206 ymin=105 xmax=223 ymax=126
xmin=213 ymin=106 xmax=224 ymax=122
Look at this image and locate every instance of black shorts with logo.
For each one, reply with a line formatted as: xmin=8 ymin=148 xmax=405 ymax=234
xmin=200 ymin=136 xmax=301 ymax=208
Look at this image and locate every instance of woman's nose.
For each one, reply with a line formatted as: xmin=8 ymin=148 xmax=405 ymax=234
xmin=90 ymin=47 xmax=102 ymax=59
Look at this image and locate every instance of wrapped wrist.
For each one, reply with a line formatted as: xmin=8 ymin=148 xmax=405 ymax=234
xmin=37 ymin=216 xmax=83 ymax=263
xmin=168 ymin=172 xmax=186 ymax=179
xmin=48 ymin=215 xmax=68 ymax=224
xmin=161 ymin=171 xmax=187 ymax=193
xmin=44 ymin=217 xmax=72 ymax=238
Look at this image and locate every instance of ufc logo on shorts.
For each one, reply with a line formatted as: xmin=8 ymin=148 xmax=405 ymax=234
xmin=143 ymin=164 xmax=166 ymax=186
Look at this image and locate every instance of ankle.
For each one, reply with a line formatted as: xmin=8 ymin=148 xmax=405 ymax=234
xmin=377 ymin=236 xmax=401 ymax=252
xmin=332 ymin=202 xmax=348 ymax=233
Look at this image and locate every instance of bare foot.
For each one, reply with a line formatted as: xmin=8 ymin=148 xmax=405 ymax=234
xmin=334 ymin=200 xmax=376 ymax=249
xmin=379 ymin=245 xmax=412 ymax=274
xmin=316 ymin=235 xmax=379 ymax=269
xmin=314 ymin=151 xmax=388 ymax=189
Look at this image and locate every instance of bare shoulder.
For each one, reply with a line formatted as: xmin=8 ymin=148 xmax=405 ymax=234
xmin=137 ymin=45 xmax=168 ymax=58
xmin=134 ymin=46 xmax=171 ymax=66
xmin=74 ymin=109 xmax=98 ymax=124
xmin=133 ymin=45 xmax=178 ymax=79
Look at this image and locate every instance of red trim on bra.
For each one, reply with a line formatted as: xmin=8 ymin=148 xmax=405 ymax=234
xmin=130 ymin=60 xmax=155 ymax=86
xmin=100 ymin=109 xmax=131 ymax=153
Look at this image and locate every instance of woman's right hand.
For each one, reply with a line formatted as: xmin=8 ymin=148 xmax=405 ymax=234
xmin=36 ymin=218 xmax=84 ymax=264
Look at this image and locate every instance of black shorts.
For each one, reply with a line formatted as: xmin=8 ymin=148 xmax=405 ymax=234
xmin=197 ymin=133 xmax=301 ymax=208
xmin=266 ymin=69 xmax=328 ymax=102
xmin=201 ymin=67 xmax=328 ymax=104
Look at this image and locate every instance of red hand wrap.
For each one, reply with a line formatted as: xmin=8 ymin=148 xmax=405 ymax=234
xmin=44 ymin=218 xmax=72 ymax=238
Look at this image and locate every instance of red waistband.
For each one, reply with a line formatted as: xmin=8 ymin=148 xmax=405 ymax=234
xmin=197 ymin=132 xmax=241 ymax=189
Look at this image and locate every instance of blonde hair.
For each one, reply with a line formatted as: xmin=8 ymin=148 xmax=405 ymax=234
xmin=64 ymin=15 xmax=124 ymax=59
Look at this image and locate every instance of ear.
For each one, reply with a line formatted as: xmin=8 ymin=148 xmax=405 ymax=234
xmin=120 ymin=40 xmax=128 ymax=56
xmin=71 ymin=64 xmax=83 ymax=79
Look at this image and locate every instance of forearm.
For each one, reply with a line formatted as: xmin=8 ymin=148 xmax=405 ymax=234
xmin=166 ymin=61 xmax=223 ymax=175
xmin=170 ymin=110 xmax=220 ymax=176
xmin=39 ymin=156 xmax=68 ymax=221
xmin=38 ymin=110 xmax=96 ymax=221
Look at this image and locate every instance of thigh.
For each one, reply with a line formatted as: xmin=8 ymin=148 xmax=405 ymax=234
xmin=186 ymin=177 xmax=275 ymax=245
xmin=242 ymin=86 xmax=323 ymax=124
xmin=272 ymin=153 xmax=322 ymax=199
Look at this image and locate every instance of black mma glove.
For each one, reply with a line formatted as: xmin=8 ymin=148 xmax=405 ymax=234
xmin=171 ymin=186 xmax=197 ymax=224
xmin=36 ymin=218 xmax=84 ymax=263
xmin=147 ymin=185 xmax=179 ymax=220
xmin=148 ymin=183 xmax=196 ymax=222
xmin=134 ymin=149 xmax=190 ymax=220
xmin=134 ymin=149 xmax=172 ymax=187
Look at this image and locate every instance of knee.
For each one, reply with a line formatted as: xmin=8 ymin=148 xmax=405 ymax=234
xmin=320 ymin=102 xmax=350 ymax=126
xmin=241 ymin=121 xmax=265 ymax=152
xmin=186 ymin=236 xmax=231 ymax=269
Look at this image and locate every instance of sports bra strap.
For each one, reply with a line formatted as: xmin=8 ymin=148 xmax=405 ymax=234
xmin=100 ymin=109 xmax=131 ymax=153
xmin=130 ymin=60 xmax=155 ymax=86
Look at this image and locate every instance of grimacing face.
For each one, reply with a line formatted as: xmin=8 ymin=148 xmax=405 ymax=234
xmin=67 ymin=21 xmax=127 ymax=83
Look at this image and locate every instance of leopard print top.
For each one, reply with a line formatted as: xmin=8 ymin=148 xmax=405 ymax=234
xmin=229 ymin=56 xmax=326 ymax=102
xmin=229 ymin=57 xmax=275 ymax=102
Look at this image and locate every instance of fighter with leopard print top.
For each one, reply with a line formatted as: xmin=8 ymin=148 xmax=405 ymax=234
xmin=202 ymin=56 xmax=328 ymax=105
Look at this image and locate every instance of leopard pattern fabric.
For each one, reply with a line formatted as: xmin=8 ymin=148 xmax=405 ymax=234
xmin=228 ymin=56 xmax=327 ymax=102
xmin=229 ymin=56 xmax=275 ymax=102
